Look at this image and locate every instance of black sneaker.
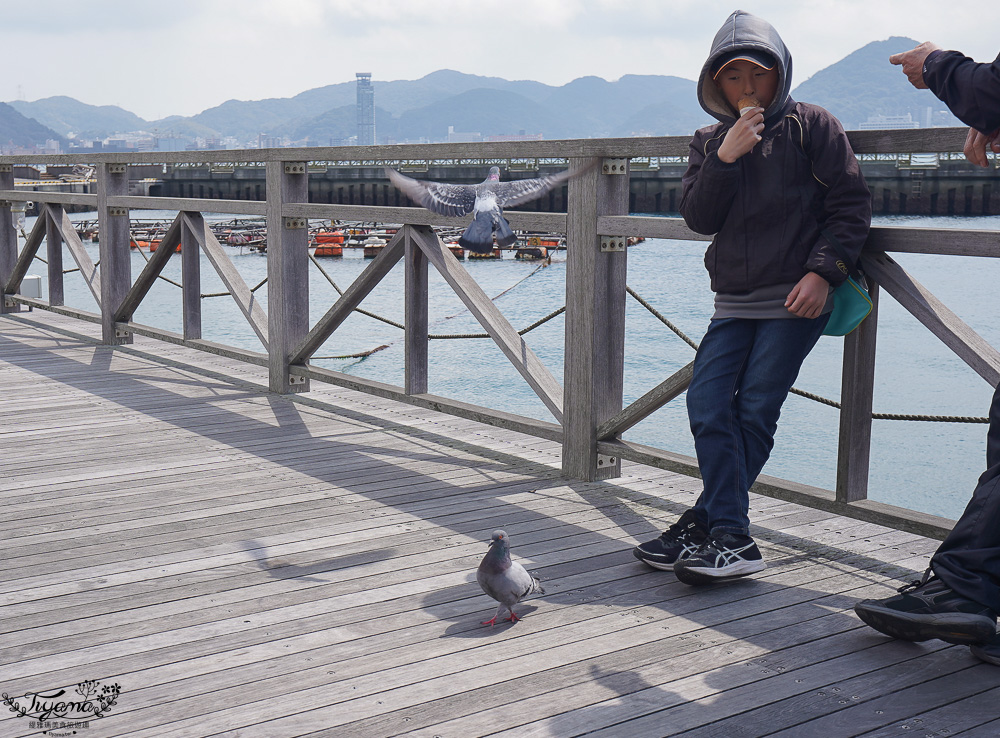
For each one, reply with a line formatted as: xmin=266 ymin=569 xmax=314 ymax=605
xmin=632 ymin=509 xmax=708 ymax=571
xmin=673 ymin=531 xmax=766 ymax=585
xmin=971 ymin=629 xmax=1000 ymax=666
xmin=854 ymin=570 xmax=997 ymax=645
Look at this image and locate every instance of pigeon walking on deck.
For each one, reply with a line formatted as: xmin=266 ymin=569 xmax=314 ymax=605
xmin=476 ymin=529 xmax=544 ymax=626
xmin=385 ymin=165 xmax=574 ymax=253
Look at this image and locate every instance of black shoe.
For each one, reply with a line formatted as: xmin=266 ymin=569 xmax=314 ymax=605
xmin=673 ymin=531 xmax=766 ymax=585
xmin=632 ymin=509 xmax=708 ymax=571
xmin=971 ymin=629 xmax=1000 ymax=666
xmin=854 ymin=569 xmax=997 ymax=645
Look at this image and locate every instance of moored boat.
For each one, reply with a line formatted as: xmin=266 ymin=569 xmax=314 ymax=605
xmin=362 ymin=235 xmax=387 ymax=258
xmin=468 ymin=246 xmax=502 ymax=259
xmin=314 ymin=244 xmax=343 ymax=257
xmin=515 ymin=246 xmax=548 ymax=260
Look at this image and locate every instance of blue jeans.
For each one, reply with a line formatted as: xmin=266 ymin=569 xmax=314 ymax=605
xmin=686 ymin=315 xmax=829 ymax=536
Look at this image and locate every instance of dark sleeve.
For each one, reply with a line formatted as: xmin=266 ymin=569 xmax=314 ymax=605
xmin=802 ymin=110 xmax=872 ymax=286
xmin=923 ymin=49 xmax=1000 ymax=133
xmin=678 ymin=130 xmax=740 ymax=235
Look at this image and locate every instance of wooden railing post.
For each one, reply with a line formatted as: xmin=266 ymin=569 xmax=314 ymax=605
xmin=562 ymin=157 xmax=629 ymax=481
xmin=0 ymin=164 xmax=15 ymax=314
xmin=404 ymin=225 xmax=428 ymax=394
xmin=181 ymin=212 xmax=202 ymax=340
xmin=837 ymin=282 xmax=880 ymax=502
xmin=45 ymin=204 xmax=65 ymax=307
xmin=266 ymin=160 xmax=310 ymax=394
xmin=96 ymin=163 xmax=132 ymax=344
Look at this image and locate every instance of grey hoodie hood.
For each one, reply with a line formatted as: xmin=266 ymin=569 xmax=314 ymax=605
xmin=697 ymin=10 xmax=793 ymax=124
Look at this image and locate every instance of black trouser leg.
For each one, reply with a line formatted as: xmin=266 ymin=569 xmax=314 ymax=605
xmin=932 ymin=383 xmax=1000 ymax=612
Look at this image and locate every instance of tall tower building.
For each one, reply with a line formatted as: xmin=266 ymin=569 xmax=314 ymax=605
xmin=356 ymin=73 xmax=375 ymax=146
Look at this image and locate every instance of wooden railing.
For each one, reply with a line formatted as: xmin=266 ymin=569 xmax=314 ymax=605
xmin=1 ymin=127 xmax=997 ymax=540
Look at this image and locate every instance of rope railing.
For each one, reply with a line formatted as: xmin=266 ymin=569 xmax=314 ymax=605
xmin=625 ymin=285 xmax=990 ymax=424
xmin=29 ymin=217 xmax=989 ymax=424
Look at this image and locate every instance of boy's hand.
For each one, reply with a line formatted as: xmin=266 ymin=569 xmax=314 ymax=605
xmin=963 ymin=126 xmax=1000 ymax=167
xmin=889 ymin=42 xmax=941 ymax=89
xmin=718 ymin=107 xmax=764 ymax=163
xmin=785 ymin=272 xmax=830 ymax=319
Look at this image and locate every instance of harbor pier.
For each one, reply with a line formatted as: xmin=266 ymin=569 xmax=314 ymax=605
xmin=2 ymin=129 xmax=1000 ymax=736
xmin=147 ymin=149 xmax=1000 ymax=217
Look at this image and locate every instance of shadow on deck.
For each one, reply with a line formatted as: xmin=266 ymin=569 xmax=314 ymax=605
xmin=1 ymin=312 xmax=996 ymax=738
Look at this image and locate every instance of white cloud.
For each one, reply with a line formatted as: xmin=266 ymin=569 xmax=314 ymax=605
xmin=0 ymin=0 xmax=995 ymax=120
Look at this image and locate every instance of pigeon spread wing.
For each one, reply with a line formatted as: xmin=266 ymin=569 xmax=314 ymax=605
xmin=385 ymin=168 xmax=477 ymax=217
xmin=493 ymin=169 xmax=575 ymax=208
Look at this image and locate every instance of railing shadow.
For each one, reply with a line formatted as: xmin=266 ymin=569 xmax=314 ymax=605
xmin=6 ymin=314 xmax=998 ymax=735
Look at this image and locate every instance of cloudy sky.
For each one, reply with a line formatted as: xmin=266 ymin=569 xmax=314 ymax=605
xmin=2 ymin=0 xmax=996 ymax=121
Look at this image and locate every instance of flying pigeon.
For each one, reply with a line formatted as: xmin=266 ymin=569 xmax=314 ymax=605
xmin=476 ymin=529 xmax=545 ymax=626
xmin=385 ymin=165 xmax=574 ymax=253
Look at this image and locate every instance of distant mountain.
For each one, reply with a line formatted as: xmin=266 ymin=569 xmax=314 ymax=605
xmin=0 ymin=102 xmax=65 ymax=147
xmin=791 ymin=37 xmax=961 ymax=129
xmin=9 ymin=96 xmax=146 ymax=137
xmin=180 ymin=70 xmax=559 ymax=140
xmin=612 ymin=98 xmax=714 ymax=138
xmin=3 ymin=41 xmax=972 ymax=147
xmin=395 ymin=88 xmax=559 ymax=140
xmin=540 ymin=75 xmax=708 ymax=138
xmin=176 ymin=95 xmax=319 ymax=140
xmin=277 ymin=72 xmax=706 ymax=143
xmin=278 ymin=105 xmax=399 ymax=144
xmin=145 ymin=115 xmax=225 ymax=140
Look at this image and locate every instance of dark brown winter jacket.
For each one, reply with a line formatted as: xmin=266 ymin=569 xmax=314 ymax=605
xmin=680 ymin=99 xmax=871 ymax=293
xmin=680 ymin=10 xmax=871 ymax=295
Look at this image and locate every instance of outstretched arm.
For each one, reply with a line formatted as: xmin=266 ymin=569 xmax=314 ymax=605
xmin=892 ymin=43 xmax=1000 ymax=137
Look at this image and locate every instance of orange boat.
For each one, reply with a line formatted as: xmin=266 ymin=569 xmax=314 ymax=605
xmin=130 ymin=238 xmax=179 ymax=252
xmin=314 ymin=244 xmax=343 ymax=257
xmin=314 ymin=230 xmax=345 ymax=244
xmin=445 ymin=242 xmax=465 ymax=259
xmin=147 ymin=240 xmax=180 ymax=253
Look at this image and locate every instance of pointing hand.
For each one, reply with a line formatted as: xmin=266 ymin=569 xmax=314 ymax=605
xmin=889 ymin=42 xmax=941 ymax=89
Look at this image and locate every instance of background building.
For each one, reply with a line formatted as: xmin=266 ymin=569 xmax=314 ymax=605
xmin=356 ymin=73 xmax=375 ymax=146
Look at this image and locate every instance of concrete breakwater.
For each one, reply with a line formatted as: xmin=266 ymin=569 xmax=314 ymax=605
xmin=14 ymin=155 xmax=999 ymax=216
xmin=149 ymin=157 xmax=1000 ymax=216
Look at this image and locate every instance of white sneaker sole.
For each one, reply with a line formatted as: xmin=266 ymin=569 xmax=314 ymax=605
xmin=675 ymin=558 xmax=766 ymax=585
xmin=633 ymin=548 xmax=678 ymax=571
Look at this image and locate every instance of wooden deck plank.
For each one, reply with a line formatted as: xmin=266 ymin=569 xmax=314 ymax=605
xmin=759 ymin=660 xmax=1000 ymax=738
xmin=334 ymin=542 xmax=934 ymax=737
xmin=835 ymin=684 xmax=1000 ymax=737
xmin=0 ymin=310 xmax=983 ymax=738
xmin=107 ymin=542 xmax=934 ymax=737
xmin=3 ymin=494 xmax=661 ymax=640
xmin=47 ymin=524 xmax=920 ymax=732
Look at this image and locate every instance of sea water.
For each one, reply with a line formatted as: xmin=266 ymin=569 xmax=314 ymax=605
xmin=22 ymin=211 xmax=1000 ymax=521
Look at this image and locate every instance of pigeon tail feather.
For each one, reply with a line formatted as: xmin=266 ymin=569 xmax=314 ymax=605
xmin=459 ymin=212 xmax=495 ymax=253
xmin=494 ymin=214 xmax=517 ymax=248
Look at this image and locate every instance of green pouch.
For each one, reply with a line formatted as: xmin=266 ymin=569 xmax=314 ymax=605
xmin=823 ymin=275 xmax=872 ymax=336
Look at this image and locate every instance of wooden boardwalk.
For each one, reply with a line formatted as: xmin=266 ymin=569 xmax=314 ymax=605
xmin=2 ymin=311 xmax=998 ymax=738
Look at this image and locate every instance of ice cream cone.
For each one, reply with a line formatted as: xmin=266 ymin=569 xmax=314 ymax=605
xmin=738 ymin=96 xmax=761 ymax=116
